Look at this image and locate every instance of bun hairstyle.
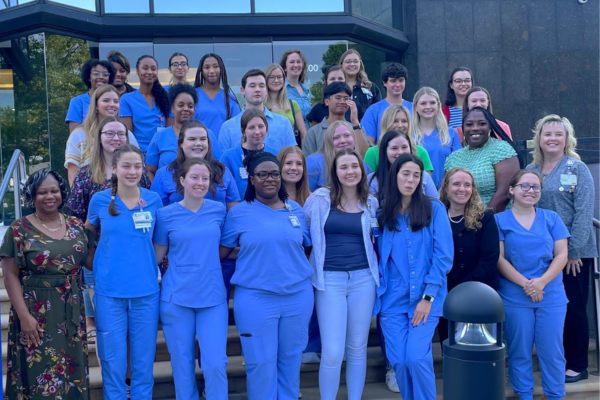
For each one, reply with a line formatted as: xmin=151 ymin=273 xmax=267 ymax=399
xmin=108 ymin=144 xmax=144 ymax=216
xmin=23 ymin=169 xmax=67 ymax=211
xmin=175 ymin=158 xmax=212 ymax=195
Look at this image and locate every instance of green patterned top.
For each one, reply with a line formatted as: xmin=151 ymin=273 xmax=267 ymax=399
xmin=444 ymin=138 xmax=516 ymax=206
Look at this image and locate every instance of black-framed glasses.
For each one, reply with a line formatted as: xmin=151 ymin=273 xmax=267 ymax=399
xmin=102 ymin=131 xmax=127 ymax=139
xmin=171 ymin=62 xmax=188 ymax=68
xmin=254 ymin=171 xmax=281 ymax=180
xmin=515 ymin=183 xmax=542 ymax=193
xmin=453 ymin=78 xmax=472 ymax=85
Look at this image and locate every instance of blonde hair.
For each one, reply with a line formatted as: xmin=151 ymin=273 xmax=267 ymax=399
xmin=264 ymin=64 xmax=291 ymax=112
xmin=411 ymin=87 xmax=451 ymax=146
xmin=90 ymin=116 xmax=129 ymax=184
xmin=82 ymin=85 xmax=121 ymax=162
xmin=277 ymin=146 xmax=311 ymax=206
xmin=379 ymin=104 xmax=412 ymax=144
xmin=338 ymin=49 xmax=372 ymax=90
xmin=531 ymin=114 xmax=580 ymax=167
xmin=439 ymin=167 xmax=485 ymax=231
xmin=320 ymin=120 xmax=358 ymax=185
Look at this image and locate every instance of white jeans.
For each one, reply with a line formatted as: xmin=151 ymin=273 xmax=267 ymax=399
xmin=316 ymin=269 xmax=376 ymax=400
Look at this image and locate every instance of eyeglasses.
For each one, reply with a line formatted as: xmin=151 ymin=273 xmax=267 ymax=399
xmin=453 ymin=78 xmax=472 ymax=85
xmin=268 ymin=75 xmax=284 ymax=81
xmin=343 ymin=59 xmax=360 ymax=64
xmin=332 ymin=95 xmax=350 ymax=101
xmin=515 ymin=183 xmax=542 ymax=193
xmin=170 ymin=62 xmax=188 ymax=68
xmin=254 ymin=171 xmax=281 ymax=180
xmin=102 ymin=131 xmax=127 ymax=139
xmin=91 ymin=71 xmax=110 ymax=78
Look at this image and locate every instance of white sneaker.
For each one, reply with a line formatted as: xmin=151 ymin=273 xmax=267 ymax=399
xmin=301 ymin=352 xmax=321 ymax=364
xmin=385 ymin=369 xmax=400 ymax=393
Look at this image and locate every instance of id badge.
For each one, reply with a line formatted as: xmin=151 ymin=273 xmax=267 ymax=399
xmin=560 ymin=174 xmax=577 ymax=187
xmin=133 ymin=211 xmax=152 ymax=230
xmin=370 ymin=217 xmax=381 ymax=237
xmin=289 ymin=215 xmax=301 ymax=227
xmin=239 ymin=167 xmax=249 ymax=180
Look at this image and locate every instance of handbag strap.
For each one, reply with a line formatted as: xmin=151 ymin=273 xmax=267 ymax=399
xmin=289 ymin=100 xmax=299 ymax=134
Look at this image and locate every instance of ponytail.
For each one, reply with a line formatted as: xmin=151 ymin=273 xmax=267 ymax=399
xmin=152 ymin=80 xmax=171 ymax=120
xmin=108 ymin=174 xmax=120 ymax=216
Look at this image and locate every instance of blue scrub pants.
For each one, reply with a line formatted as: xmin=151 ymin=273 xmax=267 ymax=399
xmin=83 ymin=268 xmax=95 ymax=317
xmin=504 ymin=305 xmax=567 ymax=400
xmin=94 ymin=292 xmax=160 ymax=400
xmin=379 ymin=312 xmax=439 ymax=400
xmin=234 ymin=282 xmax=313 ymax=400
xmin=161 ymin=300 xmax=228 ymax=400
xmin=303 ymin=302 xmax=321 ymax=354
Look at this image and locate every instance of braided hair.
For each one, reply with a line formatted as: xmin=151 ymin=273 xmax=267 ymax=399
xmin=135 ymin=55 xmax=170 ymax=120
xmin=194 ymin=53 xmax=235 ymax=120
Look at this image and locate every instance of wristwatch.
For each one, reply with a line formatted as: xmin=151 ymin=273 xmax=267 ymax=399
xmin=422 ymin=294 xmax=434 ymax=303
xmin=353 ymin=124 xmax=362 ymax=130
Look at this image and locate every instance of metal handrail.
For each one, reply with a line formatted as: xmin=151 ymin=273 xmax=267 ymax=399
xmin=0 ymin=149 xmax=27 ymax=220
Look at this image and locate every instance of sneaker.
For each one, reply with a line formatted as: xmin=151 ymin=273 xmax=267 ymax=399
xmin=126 ymin=384 xmax=131 ymax=399
xmin=299 ymin=390 xmax=303 ymax=398
xmin=301 ymin=352 xmax=321 ymax=364
xmin=385 ymin=368 xmax=400 ymax=393
xmin=201 ymin=389 xmax=206 ymax=399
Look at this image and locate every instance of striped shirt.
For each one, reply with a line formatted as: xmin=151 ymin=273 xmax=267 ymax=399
xmin=448 ymin=106 xmax=463 ymax=128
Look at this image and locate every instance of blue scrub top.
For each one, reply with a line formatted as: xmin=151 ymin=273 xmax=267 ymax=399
xmin=194 ymin=88 xmax=241 ymax=137
xmin=361 ymin=99 xmax=414 ymax=143
xmin=495 ymin=208 xmax=570 ymax=308
xmin=145 ymin=125 xmax=222 ymax=168
xmin=87 ymin=188 xmax=162 ymax=298
xmin=120 ymin=90 xmax=167 ymax=153
xmin=307 ymin=153 xmax=371 ymax=192
xmin=218 ymin=107 xmax=297 ymax=153
xmin=65 ymin=92 xmax=91 ymax=125
xmin=219 ymin=145 xmax=279 ymax=198
xmin=150 ymin=164 xmax=240 ymax=207
xmin=420 ymin=128 xmax=462 ymax=189
xmin=154 ymin=200 xmax=227 ymax=308
xmin=220 ymin=200 xmax=313 ymax=295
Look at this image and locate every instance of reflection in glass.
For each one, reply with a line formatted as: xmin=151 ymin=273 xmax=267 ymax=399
xmin=352 ymin=0 xmax=403 ymax=31
xmin=255 ymin=0 xmax=343 ymax=13
xmin=48 ymin=0 xmax=95 ymax=12
xmin=0 ymin=0 xmax=35 ymax=11
xmin=455 ymin=323 xmax=497 ymax=346
xmin=98 ymin=42 xmax=154 ymax=88
xmin=154 ymin=0 xmax=249 ymax=14
xmin=104 ymin=0 xmax=149 ymax=13
xmin=348 ymin=41 xmax=389 ymax=96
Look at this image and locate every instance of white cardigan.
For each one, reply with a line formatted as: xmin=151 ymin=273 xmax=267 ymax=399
xmin=303 ymin=187 xmax=380 ymax=291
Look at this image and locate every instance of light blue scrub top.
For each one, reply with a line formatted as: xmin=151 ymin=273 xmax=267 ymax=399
xmin=120 ymin=90 xmax=167 ymax=153
xmin=218 ymin=107 xmax=297 ymax=153
xmin=495 ymin=208 xmax=570 ymax=308
xmin=87 ymin=188 xmax=162 ymax=298
xmin=219 ymin=145 xmax=278 ymax=199
xmin=306 ymin=153 xmax=371 ymax=192
xmin=419 ymin=128 xmax=462 ymax=189
xmin=145 ymin=125 xmax=222 ymax=168
xmin=154 ymin=200 xmax=227 ymax=308
xmin=150 ymin=165 xmax=240 ymax=207
xmin=367 ymin=172 xmax=439 ymax=200
xmin=361 ymin=99 xmax=413 ymax=143
xmin=194 ymin=88 xmax=241 ymax=137
xmin=220 ymin=200 xmax=313 ymax=295
xmin=65 ymin=92 xmax=91 ymax=124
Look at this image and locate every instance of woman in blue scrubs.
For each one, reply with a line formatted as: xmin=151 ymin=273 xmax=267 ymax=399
xmin=146 ymin=83 xmax=222 ymax=179
xmin=154 ymin=158 xmax=229 ymax=400
xmin=220 ymin=151 xmax=314 ymax=400
xmin=220 ymin=109 xmax=278 ymax=197
xmin=193 ymin=53 xmax=241 ymax=135
xmin=120 ymin=55 xmax=171 ymax=154
xmin=164 ymin=52 xmax=189 ymax=91
xmin=496 ymin=170 xmax=570 ymax=400
xmin=85 ymin=144 xmax=162 ymax=400
xmin=375 ymin=154 xmax=453 ymax=400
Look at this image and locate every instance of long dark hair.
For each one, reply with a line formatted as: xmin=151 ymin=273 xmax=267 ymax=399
xmin=378 ymin=154 xmax=432 ymax=232
xmin=135 ymin=55 xmax=170 ymax=119
xmin=194 ymin=53 xmax=235 ymax=120
xmin=444 ymin=67 xmax=473 ymax=107
xmin=328 ymin=149 xmax=369 ymax=210
xmin=370 ymin=130 xmax=413 ymax=204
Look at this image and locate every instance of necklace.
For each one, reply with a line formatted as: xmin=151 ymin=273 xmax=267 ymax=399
xmin=448 ymin=215 xmax=464 ymax=224
xmin=35 ymin=213 xmax=63 ymax=232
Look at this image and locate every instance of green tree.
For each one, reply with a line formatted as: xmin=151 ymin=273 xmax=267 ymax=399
xmin=309 ymin=42 xmax=347 ymax=105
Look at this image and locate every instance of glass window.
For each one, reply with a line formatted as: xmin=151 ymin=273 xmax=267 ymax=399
xmin=48 ymin=0 xmax=96 ymax=12
xmin=0 ymin=0 xmax=35 ymax=11
xmin=153 ymin=0 xmax=250 ymax=14
xmin=104 ymin=0 xmax=149 ymax=13
xmin=153 ymin=43 xmax=214 ymax=87
xmin=352 ymin=0 xmax=404 ymax=31
xmin=347 ymin=42 xmax=390 ymax=94
xmin=255 ymin=0 xmax=344 ymax=13
xmin=98 ymin=42 xmax=154 ymax=88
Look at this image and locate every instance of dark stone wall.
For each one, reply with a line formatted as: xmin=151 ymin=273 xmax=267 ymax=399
xmin=402 ymin=0 xmax=599 ymax=142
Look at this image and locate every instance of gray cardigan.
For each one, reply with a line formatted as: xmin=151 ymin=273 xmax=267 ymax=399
xmin=527 ymin=155 xmax=598 ymax=259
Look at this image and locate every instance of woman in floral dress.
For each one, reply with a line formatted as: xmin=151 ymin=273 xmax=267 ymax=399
xmin=0 ymin=169 xmax=89 ymax=400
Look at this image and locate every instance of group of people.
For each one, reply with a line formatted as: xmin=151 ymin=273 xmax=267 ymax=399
xmin=0 ymin=48 xmax=596 ymax=400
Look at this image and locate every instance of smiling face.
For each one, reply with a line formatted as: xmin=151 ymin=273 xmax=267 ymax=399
xmin=390 ymin=110 xmax=410 ymax=133
xmin=181 ymin=127 xmax=209 ymax=159
xmin=281 ymin=152 xmax=304 ymax=184
xmin=267 ymin=66 xmax=285 ymax=92
xmin=539 ymin=122 xmax=567 ymax=158
xmin=111 ymin=62 xmax=128 ymax=89
xmin=172 ymin=93 xmax=195 ymax=124
xmin=332 ymin=125 xmax=355 ymax=151
xmin=202 ymin=56 xmax=220 ymax=85
xmin=446 ymin=171 xmax=473 ymax=208
xmin=96 ymin=91 xmax=120 ymax=118
xmin=463 ymin=110 xmax=490 ymax=149
xmin=34 ymin=175 xmax=62 ymax=214
xmin=113 ymin=151 xmax=143 ymax=188
xmin=341 ymin=53 xmax=361 ymax=78
xmin=325 ymin=91 xmax=350 ymax=116
xmin=243 ymin=116 xmax=267 ymax=148
xmin=136 ymin=57 xmax=158 ymax=86
xmin=241 ymin=75 xmax=267 ymax=107
xmin=396 ymin=161 xmax=421 ymax=198
xmin=383 ymin=77 xmax=406 ymax=97
xmin=415 ymin=94 xmax=439 ymax=120
xmin=284 ymin=52 xmax=303 ymax=79
xmin=180 ymin=164 xmax=210 ymax=200
xmin=510 ymin=173 xmax=542 ymax=208
xmin=169 ymin=55 xmax=189 ymax=80
xmin=386 ymin=135 xmax=412 ymax=164
xmin=326 ymin=70 xmax=345 ymax=85
xmin=251 ymin=161 xmax=281 ymax=199
xmin=450 ymin=70 xmax=473 ymax=98
xmin=100 ymin=121 xmax=128 ymax=155
xmin=335 ymin=154 xmax=362 ymax=189
xmin=90 ymin=64 xmax=110 ymax=92
xmin=467 ymin=91 xmax=489 ymax=110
